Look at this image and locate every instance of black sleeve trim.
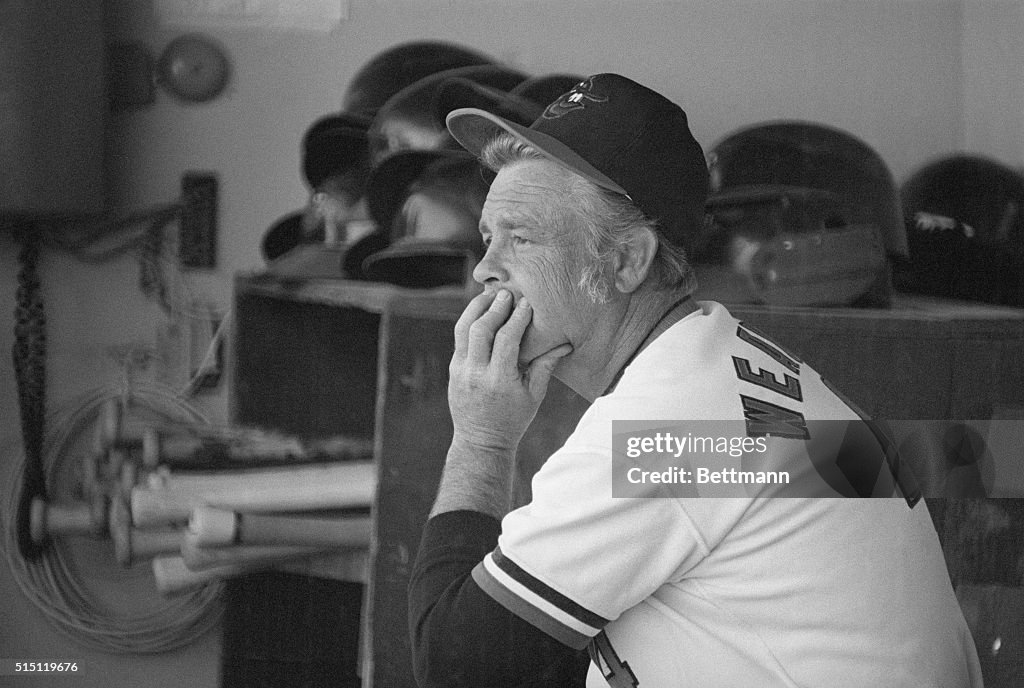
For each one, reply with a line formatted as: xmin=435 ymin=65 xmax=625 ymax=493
xmin=408 ymin=510 xmax=589 ymax=688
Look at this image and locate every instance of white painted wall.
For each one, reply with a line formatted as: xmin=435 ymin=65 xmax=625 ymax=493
xmin=1 ymin=1 xmax=1020 ymax=686
xmin=962 ymin=0 xmax=1024 ymax=169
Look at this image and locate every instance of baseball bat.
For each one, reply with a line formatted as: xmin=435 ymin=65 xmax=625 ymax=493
xmin=180 ymin=539 xmax=328 ymax=571
xmin=153 ymin=550 xmax=333 ymax=596
xmin=153 ymin=548 xmax=368 ymax=595
xmin=108 ymin=497 xmax=182 ymax=566
xmin=152 ymin=555 xmax=245 ymax=596
xmin=141 ymin=427 xmax=374 ymax=469
xmin=130 ymin=460 xmax=376 ymax=527
xmin=186 ymin=506 xmax=373 ymax=548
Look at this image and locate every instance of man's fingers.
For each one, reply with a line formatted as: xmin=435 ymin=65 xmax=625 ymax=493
xmin=453 ymin=291 xmax=498 ymax=357
xmin=466 ymin=290 xmax=515 ymax=363
xmin=490 ymin=296 xmax=533 ymax=371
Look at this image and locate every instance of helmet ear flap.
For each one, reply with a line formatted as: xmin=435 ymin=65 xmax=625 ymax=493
xmin=698 ymin=121 xmax=901 ymax=307
xmin=706 ymin=121 xmax=906 ymax=260
xmin=697 ymin=185 xmax=887 ymax=307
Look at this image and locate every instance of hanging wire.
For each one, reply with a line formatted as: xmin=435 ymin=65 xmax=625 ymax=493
xmin=11 ymin=223 xmax=49 ymax=560
xmin=1 ymin=382 xmax=224 ymax=653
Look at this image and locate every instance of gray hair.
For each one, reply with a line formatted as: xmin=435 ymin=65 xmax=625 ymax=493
xmin=479 ymin=133 xmax=696 ymax=301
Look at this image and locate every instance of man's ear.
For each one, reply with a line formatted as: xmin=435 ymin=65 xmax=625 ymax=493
xmin=613 ymin=226 xmax=659 ymax=293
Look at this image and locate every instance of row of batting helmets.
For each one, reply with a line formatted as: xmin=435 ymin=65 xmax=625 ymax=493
xmin=262 ymin=40 xmax=1023 ymax=306
xmin=261 ymin=40 xmax=582 ymax=287
xmin=698 ymin=122 xmax=1023 ymax=308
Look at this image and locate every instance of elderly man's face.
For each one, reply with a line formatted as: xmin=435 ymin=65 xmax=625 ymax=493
xmin=473 ymin=158 xmax=605 ymax=367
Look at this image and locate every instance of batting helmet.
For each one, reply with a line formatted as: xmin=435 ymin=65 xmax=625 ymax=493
xmin=367 ymin=64 xmax=529 ymax=166
xmin=342 ymin=41 xmax=496 ymax=121
xmin=695 ymin=185 xmax=887 ymax=306
xmin=701 ymin=121 xmax=905 ymax=306
xmin=896 ymin=154 xmax=1024 ymax=306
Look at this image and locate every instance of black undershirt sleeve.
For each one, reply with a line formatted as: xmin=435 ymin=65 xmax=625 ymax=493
xmin=408 ymin=510 xmax=590 ymax=688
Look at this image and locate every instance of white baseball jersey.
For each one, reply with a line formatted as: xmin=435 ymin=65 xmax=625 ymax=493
xmin=472 ymin=301 xmax=982 ymax=687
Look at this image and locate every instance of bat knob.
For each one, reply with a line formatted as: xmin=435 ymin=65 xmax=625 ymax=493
xmin=30 ymin=497 xmax=48 ymax=546
xmin=189 ymin=506 xmax=237 ymax=547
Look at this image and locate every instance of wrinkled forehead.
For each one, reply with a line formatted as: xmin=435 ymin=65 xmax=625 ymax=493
xmin=482 ymin=159 xmax=583 ymax=229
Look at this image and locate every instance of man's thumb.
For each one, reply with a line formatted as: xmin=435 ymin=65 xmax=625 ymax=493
xmin=527 ymin=344 xmax=573 ymax=394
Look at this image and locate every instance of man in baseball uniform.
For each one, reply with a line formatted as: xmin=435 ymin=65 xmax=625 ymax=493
xmin=408 ymin=73 xmax=983 ymax=688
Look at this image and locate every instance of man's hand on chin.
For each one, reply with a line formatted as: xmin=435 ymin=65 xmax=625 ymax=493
xmin=433 ymin=289 xmax=572 ymax=518
xmin=448 ymin=288 xmax=573 ymax=454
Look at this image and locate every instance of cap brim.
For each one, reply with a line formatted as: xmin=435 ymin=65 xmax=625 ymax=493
xmin=362 ymin=241 xmax=476 ymax=288
xmin=445 ymin=107 xmax=629 ymax=197
xmin=342 ymin=229 xmax=389 ymax=280
xmin=261 ymin=210 xmax=307 ymax=262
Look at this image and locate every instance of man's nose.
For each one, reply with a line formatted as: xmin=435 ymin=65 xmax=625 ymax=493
xmin=472 ymin=241 xmax=510 ymax=286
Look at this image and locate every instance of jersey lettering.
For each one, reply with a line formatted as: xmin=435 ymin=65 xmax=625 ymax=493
xmin=732 ymin=356 xmax=803 ymax=401
xmin=740 ymin=395 xmax=809 ymax=439
xmin=736 ymin=324 xmax=800 ymax=374
xmin=589 ymin=631 xmax=639 ymax=688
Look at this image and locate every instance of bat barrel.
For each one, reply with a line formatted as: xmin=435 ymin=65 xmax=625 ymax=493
xmin=131 ymin=461 xmax=376 ymax=527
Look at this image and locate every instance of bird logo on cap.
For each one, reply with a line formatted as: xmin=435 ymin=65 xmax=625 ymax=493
xmin=542 ymin=77 xmax=608 ymax=119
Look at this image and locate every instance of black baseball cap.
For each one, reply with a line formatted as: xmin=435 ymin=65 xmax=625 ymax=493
xmin=366 ymin=148 xmax=482 ymax=232
xmin=368 ymin=64 xmax=528 ymax=166
xmin=360 ymin=150 xmax=486 ymax=288
xmin=446 ymin=73 xmax=709 ymax=249
xmin=260 ymin=210 xmax=307 ymax=262
xmin=301 ymin=112 xmax=371 ymax=189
